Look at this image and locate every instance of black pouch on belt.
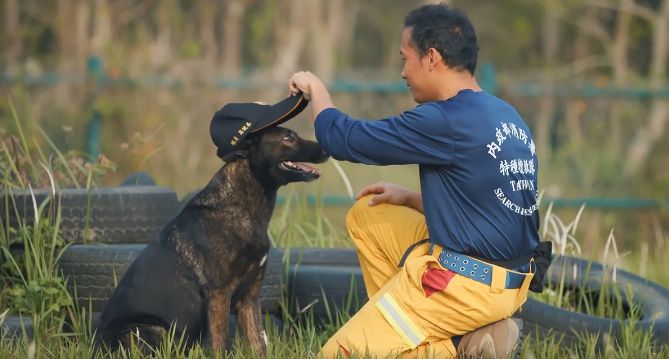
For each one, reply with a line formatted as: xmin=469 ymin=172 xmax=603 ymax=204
xmin=470 ymin=241 xmax=553 ymax=293
xmin=528 ymin=241 xmax=553 ymax=293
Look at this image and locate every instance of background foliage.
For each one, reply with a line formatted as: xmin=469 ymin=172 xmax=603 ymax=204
xmin=1 ymin=0 xmax=668 ymax=263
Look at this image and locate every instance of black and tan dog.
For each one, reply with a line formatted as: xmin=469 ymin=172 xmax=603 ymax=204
xmin=95 ymin=95 xmax=328 ymax=354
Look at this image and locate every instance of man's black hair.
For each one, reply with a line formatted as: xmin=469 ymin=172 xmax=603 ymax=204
xmin=404 ymin=3 xmax=479 ymax=75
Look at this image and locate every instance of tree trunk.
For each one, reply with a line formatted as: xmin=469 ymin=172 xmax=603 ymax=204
xmin=608 ymin=0 xmax=632 ymax=157
xmin=566 ymin=5 xmax=600 ymax=150
xmin=624 ymin=0 xmax=669 ymax=174
xmin=221 ymin=0 xmax=244 ymax=77
xmin=197 ymin=2 xmax=218 ymax=74
xmin=335 ymin=1 xmax=360 ymax=72
xmin=307 ymin=0 xmax=357 ymax=82
xmin=612 ymin=0 xmax=632 ymax=83
xmin=308 ymin=0 xmax=336 ymax=82
xmin=75 ymin=0 xmax=90 ymax=65
xmin=648 ymin=1 xmax=669 ymax=91
xmin=535 ymin=1 xmax=560 ymax=161
xmin=57 ymin=0 xmax=90 ymax=74
xmin=90 ymin=0 xmax=112 ymax=54
xmin=149 ymin=0 xmax=174 ymax=69
xmin=4 ymin=0 xmax=21 ymax=74
xmin=573 ymin=6 xmax=594 ymax=59
xmin=271 ymin=0 xmax=308 ymax=83
xmin=56 ymin=0 xmax=90 ymax=104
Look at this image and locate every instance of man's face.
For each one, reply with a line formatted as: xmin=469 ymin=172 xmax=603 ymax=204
xmin=400 ymin=27 xmax=431 ymax=104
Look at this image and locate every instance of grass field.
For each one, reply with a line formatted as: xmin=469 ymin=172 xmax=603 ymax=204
xmin=2 ymin=108 xmax=669 ymax=358
xmin=1 ymin=190 xmax=668 ymax=358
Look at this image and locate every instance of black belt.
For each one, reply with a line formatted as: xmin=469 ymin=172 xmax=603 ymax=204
xmin=397 ymin=238 xmax=431 ymax=268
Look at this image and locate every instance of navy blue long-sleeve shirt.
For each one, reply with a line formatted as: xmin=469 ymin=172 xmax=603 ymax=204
xmin=314 ymin=89 xmax=540 ymax=261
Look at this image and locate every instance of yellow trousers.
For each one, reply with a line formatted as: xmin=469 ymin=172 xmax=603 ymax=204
xmin=319 ymin=195 xmax=533 ymax=358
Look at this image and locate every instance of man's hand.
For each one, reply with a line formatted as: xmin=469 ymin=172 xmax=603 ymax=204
xmin=356 ymin=182 xmax=423 ymax=213
xmin=288 ymin=71 xmax=322 ymax=100
xmin=288 ymin=71 xmax=335 ymax=119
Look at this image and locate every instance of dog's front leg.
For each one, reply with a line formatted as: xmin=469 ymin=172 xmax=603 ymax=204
xmin=206 ymin=287 xmax=232 ymax=352
xmin=236 ymin=277 xmax=266 ymax=355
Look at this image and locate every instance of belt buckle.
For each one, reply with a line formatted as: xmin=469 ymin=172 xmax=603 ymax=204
xmin=490 ymin=265 xmax=506 ymax=293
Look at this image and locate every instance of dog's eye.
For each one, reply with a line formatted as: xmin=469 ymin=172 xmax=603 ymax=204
xmin=282 ymin=133 xmax=296 ymax=142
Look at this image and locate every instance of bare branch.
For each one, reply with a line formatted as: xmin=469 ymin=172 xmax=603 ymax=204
xmin=511 ymin=55 xmax=611 ymax=83
xmin=552 ymin=55 xmax=612 ymax=81
xmin=586 ymin=0 xmax=655 ymax=22
xmin=560 ymin=13 xmax=612 ymax=51
xmin=612 ymin=0 xmax=632 ymax=84
xmin=112 ymin=0 xmax=156 ymax=29
xmin=649 ymin=0 xmax=669 ymax=85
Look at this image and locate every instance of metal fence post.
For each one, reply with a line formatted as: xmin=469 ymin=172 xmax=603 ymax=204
xmin=85 ymin=55 xmax=104 ymax=160
xmin=479 ymin=62 xmax=498 ymax=95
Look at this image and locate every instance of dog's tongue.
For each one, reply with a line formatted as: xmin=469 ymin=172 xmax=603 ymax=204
xmin=293 ymin=162 xmax=319 ymax=174
xmin=284 ymin=161 xmax=319 ymax=174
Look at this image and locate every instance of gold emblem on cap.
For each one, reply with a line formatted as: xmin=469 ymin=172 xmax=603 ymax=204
xmin=231 ymin=121 xmax=253 ymax=145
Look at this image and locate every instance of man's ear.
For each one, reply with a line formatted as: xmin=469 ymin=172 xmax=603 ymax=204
xmin=427 ymin=48 xmax=443 ymax=70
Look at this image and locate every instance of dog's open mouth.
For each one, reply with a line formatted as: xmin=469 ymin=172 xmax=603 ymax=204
xmin=279 ymin=161 xmax=320 ymax=177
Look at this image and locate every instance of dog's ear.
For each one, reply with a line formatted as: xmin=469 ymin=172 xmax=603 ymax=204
xmin=218 ymin=133 xmax=262 ymax=162
xmin=219 ymin=149 xmax=248 ymax=162
xmin=219 ymin=136 xmax=257 ymax=162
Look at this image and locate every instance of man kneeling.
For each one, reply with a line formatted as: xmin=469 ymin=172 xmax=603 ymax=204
xmin=288 ymin=3 xmax=541 ymax=357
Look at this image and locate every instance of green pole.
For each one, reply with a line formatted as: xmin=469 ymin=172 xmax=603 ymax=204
xmin=479 ymin=62 xmax=498 ymax=95
xmin=85 ymin=55 xmax=104 ymax=160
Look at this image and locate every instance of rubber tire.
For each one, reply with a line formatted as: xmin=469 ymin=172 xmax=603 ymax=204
xmin=0 ymin=315 xmax=34 ymax=340
xmin=513 ymin=256 xmax=669 ymax=346
xmin=1 ymin=187 xmax=179 ymax=244
xmin=284 ymin=248 xmax=368 ymax=324
xmin=58 ymin=244 xmax=284 ymax=314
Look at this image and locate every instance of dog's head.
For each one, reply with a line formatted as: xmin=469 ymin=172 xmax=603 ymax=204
xmin=224 ymin=126 xmax=329 ymax=186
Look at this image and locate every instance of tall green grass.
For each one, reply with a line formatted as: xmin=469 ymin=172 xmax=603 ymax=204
xmin=1 ymin=183 xmax=668 ymax=357
xmin=536 ymin=203 xmax=645 ymax=320
xmin=269 ymin=191 xmax=349 ymax=248
xmin=1 ymin=104 xmax=669 ymax=357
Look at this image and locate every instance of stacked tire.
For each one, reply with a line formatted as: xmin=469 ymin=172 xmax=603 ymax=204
xmin=4 ymin=186 xmax=179 ymax=245
xmin=1 ymin=178 xmax=284 ymax=340
xmin=284 ymin=248 xmax=367 ymax=323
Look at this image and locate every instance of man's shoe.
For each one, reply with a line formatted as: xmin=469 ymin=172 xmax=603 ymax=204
xmin=456 ymin=318 xmax=523 ymax=358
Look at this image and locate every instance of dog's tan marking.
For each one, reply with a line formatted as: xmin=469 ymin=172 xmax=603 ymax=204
xmin=207 ymin=288 xmax=231 ymax=352
xmin=236 ymin=279 xmax=266 ymax=355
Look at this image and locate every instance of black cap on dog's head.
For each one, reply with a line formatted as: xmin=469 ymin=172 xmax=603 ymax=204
xmin=210 ymin=94 xmax=308 ymax=159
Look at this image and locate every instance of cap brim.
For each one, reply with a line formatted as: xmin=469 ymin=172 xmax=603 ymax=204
xmin=250 ymin=94 xmax=309 ymax=133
